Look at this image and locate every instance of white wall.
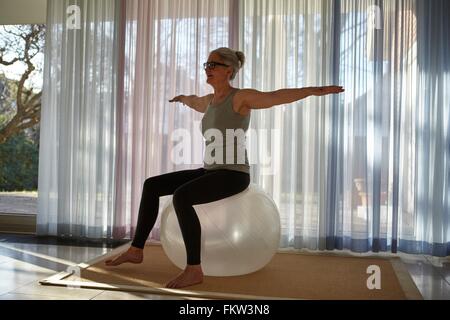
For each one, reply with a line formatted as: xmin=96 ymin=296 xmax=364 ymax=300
xmin=0 ymin=0 xmax=47 ymax=25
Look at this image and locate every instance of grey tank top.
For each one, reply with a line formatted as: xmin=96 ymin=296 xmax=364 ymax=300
xmin=201 ymin=88 xmax=250 ymax=174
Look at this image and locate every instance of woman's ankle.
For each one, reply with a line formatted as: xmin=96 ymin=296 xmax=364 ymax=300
xmin=185 ymin=264 xmax=203 ymax=273
xmin=129 ymin=245 xmax=143 ymax=253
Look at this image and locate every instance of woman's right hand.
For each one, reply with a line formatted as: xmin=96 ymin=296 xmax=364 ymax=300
xmin=169 ymin=95 xmax=185 ymax=103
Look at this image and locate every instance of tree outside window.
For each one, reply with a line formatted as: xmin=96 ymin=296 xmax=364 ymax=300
xmin=0 ymin=24 xmax=45 ymax=192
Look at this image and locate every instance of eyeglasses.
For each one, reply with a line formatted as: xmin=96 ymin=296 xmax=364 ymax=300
xmin=203 ymin=61 xmax=230 ymax=70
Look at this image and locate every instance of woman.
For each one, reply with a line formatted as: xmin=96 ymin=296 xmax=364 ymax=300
xmin=105 ymin=47 xmax=344 ymax=289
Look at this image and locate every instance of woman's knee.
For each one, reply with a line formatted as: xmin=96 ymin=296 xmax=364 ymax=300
xmin=143 ymin=176 xmax=159 ymax=193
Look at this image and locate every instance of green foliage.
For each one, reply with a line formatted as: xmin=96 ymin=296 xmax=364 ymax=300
xmin=0 ymin=113 xmax=6 ymax=129
xmin=0 ymin=131 xmax=38 ymax=191
xmin=0 ymin=73 xmax=18 ymax=130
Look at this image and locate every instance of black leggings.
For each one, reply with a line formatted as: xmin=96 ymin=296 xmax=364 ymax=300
xmin=131 ymin=167 xmax=250 ymax=265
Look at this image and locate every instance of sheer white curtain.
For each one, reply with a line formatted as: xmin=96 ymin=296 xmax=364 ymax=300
xmin=38 ymin=0 xmax=449 ymax=256
xmin=240 ymin=0 xmax=336 ymax=249
xmin=38 ymin=0 xmax=120 ymax=238
xmin=241 ymin=0 xmax=449 ymax=255
xmin=113 ymin=0 xmax=237 ymax=240
xmin=412 ymin=0 xmax=449 ymax=255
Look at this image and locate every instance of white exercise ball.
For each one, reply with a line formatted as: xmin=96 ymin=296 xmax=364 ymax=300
xmin=160 ymin=183 xmax=281 ymax=276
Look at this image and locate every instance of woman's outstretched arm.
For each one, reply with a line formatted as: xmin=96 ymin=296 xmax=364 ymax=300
xmin=169 ymin=94 xmax=214 ymax=113
xmin=237 ymin=86 xmax=344 ymax=110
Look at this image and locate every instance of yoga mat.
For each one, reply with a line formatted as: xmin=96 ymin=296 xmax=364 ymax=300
xmin=40 ymin=243 xmax=422 ymax=300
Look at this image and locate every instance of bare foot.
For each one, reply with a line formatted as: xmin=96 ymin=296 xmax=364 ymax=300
xmin=165 ymin=265 xmax=204 ymax=289
xmin=105 ymin=246 xmax=143 ymax=266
